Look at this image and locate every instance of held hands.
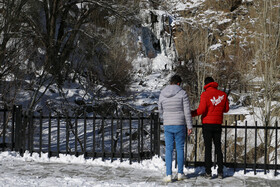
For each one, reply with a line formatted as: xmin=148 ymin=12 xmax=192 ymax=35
xmin=191 ymin=110 xmax=197 ymax=117
xmin=187 ymin=128 xmax=192 ymax=136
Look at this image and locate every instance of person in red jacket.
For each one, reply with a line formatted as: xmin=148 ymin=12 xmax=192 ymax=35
xmin=191 ymin=77 xmax=229 ymax=179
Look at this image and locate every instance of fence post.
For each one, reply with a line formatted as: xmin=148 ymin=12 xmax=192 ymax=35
xmin=11 ymin=105 xmax=16 ymax=151
xmin=234 ymin=115 xmax=237 ymax=172
xmin=153 ymin=112 xmax=160 ymax=156
xmin=275 ymin=120 xmax=278 ymax=176
xmin=2 ymin=105 xmax=7 ymax=151
xmin=264 ymin=120 xmax=268 ymax=174
xmin=14 ymin=105 xmax=22 ymax=152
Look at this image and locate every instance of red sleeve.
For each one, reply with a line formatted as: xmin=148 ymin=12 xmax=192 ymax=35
xmin=192 ymin=93 xmax=207 ymax=116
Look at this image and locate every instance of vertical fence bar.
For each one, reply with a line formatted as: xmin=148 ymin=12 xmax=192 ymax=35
xmin=75 ymin=114 xmax=78 ymax=157
xmin=129 ymin=113 xmax=132 ymax=164
xmin=154 ymin=113 xmax=160 ymax=156
xmin=120 ymin=115 xmax=123 ymax=162
xmin=138 ymin=114 xmax=140 ymax=163
xmin=48 ymin=112 xmax=51 ymax=158
xmin=18 ymin=106 xmax=24 ymax=155
xmin=11 ymin=106 xmax=15 ymax=151
xmin=14 ymin=105 xmax=22 ymax=153
xmin=92 ymin=113 xmax=96 ymax=159
xmin=234 ymin=116 xmax=237 ymax=172
xmin=150 ymin=113 xmax=153 ymax=159
xmin=244 ymin=121 xmax=247 ymax=174
xmin=264 ymin=120 xmax=268 ymax=175
xmin=141 ymin=113 xmax=144 ymax=157
xmin=275 ymin=121 xmax=278 ymax=176
xmin=194 ymin=120 xmax=198 ymax=166
xmin=39 ymin=111 xmax=43 ymax=157
xmin=102 ymin=116 xmax=105 ymax=161
xmin=157 ymin=113 xmax=161 ymax=157
xmin=66 ymin=114 xmax=69 ymax=155
xmin=57 ymin=115 xmax=60 ymax=156
xmin=111 ymin=115 xmax=114 ymax=163
xmin=254 ymin=121 xmax=257 ymax=175
xmin=31 ymin=111 xmax=34 ymax=154
xmin=83 ymin=111 xmax=87 ymax=158
xmin=2 ymin=106 xmax=6 ymax=151
xmin=224 ymin=120 xmax=227 ymax=164
xmin=28 ymin=111 xmax=31 ymax=152
xmin=22 ymin=112 xmax=27 ymax=155
xmin=21 ymin=113 xmax=25 ymax=154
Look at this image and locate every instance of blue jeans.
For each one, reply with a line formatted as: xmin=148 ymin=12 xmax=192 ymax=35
xmin=164 ymin=125 xmax=186 ymax=176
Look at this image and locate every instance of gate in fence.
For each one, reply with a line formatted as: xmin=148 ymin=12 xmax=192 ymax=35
xmin=0 ymin=105 xmax=279 ymax=176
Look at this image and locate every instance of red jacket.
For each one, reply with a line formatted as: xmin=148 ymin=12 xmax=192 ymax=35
xmin=192 ymin=82 xmax=229 ymax=124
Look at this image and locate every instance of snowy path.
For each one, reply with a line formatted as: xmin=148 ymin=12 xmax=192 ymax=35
xmin=0 ymin=152 xmax=279 ymax=187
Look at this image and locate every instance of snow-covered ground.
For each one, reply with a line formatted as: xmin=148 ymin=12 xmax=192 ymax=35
xmin=0 ymin=151 xmax=279 ymax=187
xmin=0 ymin=0 xmax=279 ymax=186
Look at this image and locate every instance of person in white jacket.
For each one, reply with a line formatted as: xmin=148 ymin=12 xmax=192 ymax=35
xmin=158 ymin=75 xmax=193 ymax=182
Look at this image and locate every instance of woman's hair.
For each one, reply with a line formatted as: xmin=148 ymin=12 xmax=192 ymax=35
xmin=170 ymin=75 xmax=182 ymax=84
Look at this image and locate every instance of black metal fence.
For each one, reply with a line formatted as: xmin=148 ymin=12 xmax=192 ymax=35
xmin=0 ymin=105 xmax=279 ymax=176
xmin=3 ymin=105 xmax=161 ymax=164
xmin=186 ymin=119 xmax=279 ymax=176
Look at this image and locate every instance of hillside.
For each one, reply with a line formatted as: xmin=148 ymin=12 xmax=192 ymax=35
xmin=129 ymin=0 xmax=279 ymax=119
xmin=0 ymin=0 xmax=279 ymax=121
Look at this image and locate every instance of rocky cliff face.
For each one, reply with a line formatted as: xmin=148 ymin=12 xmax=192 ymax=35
xmin=171 ymin=0 xmax=255 ymax=64
xmin=138 ymin=9 xmax=177 ymax=61
xmin=131 ymin=0 xmax=266 ymax=94
xmin=132 ymin=0 xmax=258 ymax=74
xmin=125 ymin=0 xmax=274 ymax=111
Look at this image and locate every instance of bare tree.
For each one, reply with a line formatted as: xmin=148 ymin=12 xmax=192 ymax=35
xmin=252 ymin=0 xmax=280 ymax=124
xmin=0 ymin=0 xmax=32 ymax=110
xmin=15 ymin=0 xmax=139 ymax=111
xmin=250 ymin=0 xmax=280 ymax=164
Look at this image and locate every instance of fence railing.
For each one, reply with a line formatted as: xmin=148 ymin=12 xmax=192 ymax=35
xmin=10 ymin=105 xmax=161 ymax=164
xmin=185 ymin=119 xmax=279 ymax=176
xmin=0 ymin=105 xmax=279 ymax=176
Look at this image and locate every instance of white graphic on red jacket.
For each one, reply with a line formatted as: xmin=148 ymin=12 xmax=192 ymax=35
xmin=210 ymin=95 xmax=224 ymax=106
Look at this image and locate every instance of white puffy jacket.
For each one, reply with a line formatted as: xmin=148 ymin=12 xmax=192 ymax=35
xmin=158 ymin=84 xmax=193 ymax=129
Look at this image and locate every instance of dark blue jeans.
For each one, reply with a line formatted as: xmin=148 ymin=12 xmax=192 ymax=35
xmin=164 ymin=125 xmax=186 ymax=176
xmin=202 ymin=124 xmax=223 ymax=174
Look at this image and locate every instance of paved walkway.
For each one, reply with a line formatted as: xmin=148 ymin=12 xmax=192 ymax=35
xmin=0 ymin=158 xmax=280 ymax=187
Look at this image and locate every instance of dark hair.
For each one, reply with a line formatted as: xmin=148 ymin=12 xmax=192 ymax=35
xmin=170 ymin=75 xmax=182 ymax=84
xmin=204 ymin=77 xmax=214 ymax=85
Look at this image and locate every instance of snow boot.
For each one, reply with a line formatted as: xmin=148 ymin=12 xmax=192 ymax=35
xmin=177 ymin=173 xmax=187 ymax=181
xmin=163 ymin=175 xmax=172 ymax=182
